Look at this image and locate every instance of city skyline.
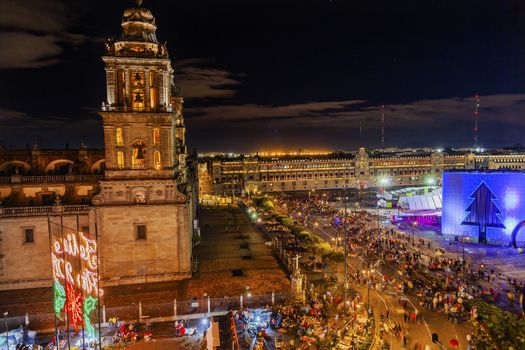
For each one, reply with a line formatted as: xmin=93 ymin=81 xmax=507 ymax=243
xmin=1 ymin=0 xmax=525 ymax=152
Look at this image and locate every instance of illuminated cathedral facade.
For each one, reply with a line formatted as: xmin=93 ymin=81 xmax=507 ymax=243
xmin=0 ymin=1 xmax=197 ymax=290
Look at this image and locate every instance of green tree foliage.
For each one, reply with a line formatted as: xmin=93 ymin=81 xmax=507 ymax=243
xmin=253 ymin=196 xmax=274 ymax=210
xmin=464 ymin=299 xmax=525 ymax=350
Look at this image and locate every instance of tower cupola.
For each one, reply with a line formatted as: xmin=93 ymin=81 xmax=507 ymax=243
xmin=121 ymin=0 xmax=158 ymax=43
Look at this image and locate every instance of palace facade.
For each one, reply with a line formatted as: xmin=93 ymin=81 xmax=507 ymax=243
xmin=0 ymin=2 xmax=197 ymax=290
xmin=201 ymin=147 xmax=525 ymax=195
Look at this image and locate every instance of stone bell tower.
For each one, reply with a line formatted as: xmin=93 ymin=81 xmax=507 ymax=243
xmin=93 ymin=0 xmax=194 ymax=286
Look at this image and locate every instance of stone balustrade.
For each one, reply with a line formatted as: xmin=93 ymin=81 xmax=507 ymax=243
xmin=0 ymin=205 xmax=91 ymax=217
xmin=1 ymin=174 xmax=103 ymax=184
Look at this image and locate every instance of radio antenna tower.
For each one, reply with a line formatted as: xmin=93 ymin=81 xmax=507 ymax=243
xmin=473 ymin=94 xmax=480 ymax=150
xmin=381 ymin=104 xmax=385 ymax=149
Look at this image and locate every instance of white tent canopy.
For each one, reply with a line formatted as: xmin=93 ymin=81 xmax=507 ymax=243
xmin=398 ymin=192 xmax=442 ymax=213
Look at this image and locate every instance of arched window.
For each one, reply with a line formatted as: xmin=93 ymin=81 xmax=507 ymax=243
xmin=153 ymin=128 xmax=160 ymax=146
xmin=154 ymin=151 xmax=161 ymax=169
xmin=117 ymin=151 xmax=125 ymax=169
xmin=132 ymin=140 xmax=146 ymax=169
xmin=116 ymin=127 xmax=123 ymax=146
xmin=132 ymin=71 xmax=145 ymax=109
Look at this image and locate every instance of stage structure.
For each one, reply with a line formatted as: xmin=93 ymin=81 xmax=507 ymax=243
xmin=442 ymin=171 xmax=525 ymax=246
xmin=48 ymin=215 xmax=102 ymax=349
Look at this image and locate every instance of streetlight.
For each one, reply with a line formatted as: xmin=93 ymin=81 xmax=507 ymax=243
xmin=3 ymin=311 xmax=8 ymax=350
xmin=411 ymin=221 xmax=418 ymax=245
xmin=342 ymin=187 xmax=349 ymax=307
xmin=462 ymin=234 xmax=466 ymax=261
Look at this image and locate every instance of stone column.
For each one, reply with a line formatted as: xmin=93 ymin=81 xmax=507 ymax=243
xmin=125 ymin=68 xmax=131 ymax=107
xmin=147 ymin=125 xmax=153 ymax=169
xmin=144 ymin=68 xmax=150 ymax=109
xmin=158 ymin=70 xmax=166 ymax=107
xmin=104 ymin=126 xmax=115 ymax=169
xmin=161 ymin=126 xmax=172 ymax=168
xmin=124 ymin=126 xmax=131 ymax=168
xmin=105 ymin=67 xmax=116 ymax=106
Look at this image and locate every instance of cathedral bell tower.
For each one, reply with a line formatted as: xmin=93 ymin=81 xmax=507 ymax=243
xmin=99 ymin=0 xmax=184 ymax=182
xmin=93 ymin=0 xmax=193 ymax=285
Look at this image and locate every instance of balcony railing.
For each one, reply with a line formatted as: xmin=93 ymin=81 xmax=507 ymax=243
xmin=0 ymin=205 xmax=90 ymax=217
xmin=101 ymin=105 xmax=173 ymax=113
xmin=1 ymin=174 xmax=103 ymax=184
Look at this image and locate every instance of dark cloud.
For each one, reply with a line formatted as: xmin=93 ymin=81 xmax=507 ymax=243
xmin=176 ymin=59 xmax=241 ymax=99
xmin=0 ymin=0 xmax=89 ymax=69
xmin=0 ymin=32 xmax=62 ymax=69
xmin=186 ymin=94 xmax=525 ymax=144
xmin=0 ymin=108 xmax=27 ymax=121
xmin=187 ymin=100 xmax=366 ymax=126
xmin=0 ymin=0 xmax=67 ymax=33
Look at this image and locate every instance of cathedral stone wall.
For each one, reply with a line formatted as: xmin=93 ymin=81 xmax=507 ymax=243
xmin=95 ymin=204 xmax=191 ymax=286
xmin=0 ymin=213 xmax=90 ymax=290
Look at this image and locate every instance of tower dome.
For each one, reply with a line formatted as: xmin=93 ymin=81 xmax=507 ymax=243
xmin=121 ymin=0 xmax=158 ymax=43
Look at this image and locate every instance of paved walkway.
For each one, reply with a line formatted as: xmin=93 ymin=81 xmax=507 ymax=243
xmin=188 ymin=206 xmax=290 ymax=299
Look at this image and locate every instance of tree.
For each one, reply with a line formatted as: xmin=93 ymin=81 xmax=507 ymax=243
xmin=462 ymin=182 xmax=505 ymax=244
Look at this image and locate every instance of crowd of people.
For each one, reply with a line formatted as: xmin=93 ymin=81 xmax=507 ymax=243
xmin=269 ymin=191 xmax=525 ymax=349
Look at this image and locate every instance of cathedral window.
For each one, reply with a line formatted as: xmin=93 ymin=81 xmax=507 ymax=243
xmin=23 ymin=228 xmax=34 ymax=244
xmin=154 ymin=151 xmax=161 ymax=169
xmin=132 ymin=71 xmax=145 ymax=109
xmin=153 ymin=128 xmax=160 ymax=146
xmin=117 ymin=151 xmax=125 ymax=169
xmin=132 ymin=141 xmax=146 ymax=169
xmin=132 ymin=89 xmax=145 ymax=109
xmin=136 ymin=224 xmax=147 ymax=240
xmin=116 ymin=127 xmax=124 ymax=146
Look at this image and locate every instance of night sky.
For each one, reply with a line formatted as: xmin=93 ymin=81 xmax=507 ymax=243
xmin=1 ymin=0 xmax=525 ymax=152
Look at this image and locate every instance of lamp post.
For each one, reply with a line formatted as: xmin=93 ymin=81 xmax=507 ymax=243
xmin=343 ymin=188 xmax=349 ymax=306
xmin=462 ymin=234 xmax=466 ymax=262
xmin=3 ymin=311 xmax=8 ymax=350
xmin=411 ymin=221 xmax=418 ymax=245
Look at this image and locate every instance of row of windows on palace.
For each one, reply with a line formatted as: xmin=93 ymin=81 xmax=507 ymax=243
xmin=234 ymin=161 xmax=438 ymax=171
xmin=215 ymin=168 xmax=441 ymax=183
xmin=18 ymin=224 xmax=148 ymax=245
xmin=490 ymin=157 xmax=525 ymax=163
xmin=220 ymin=177 xmax=429 ymax=190
xmin=114 ymin=127 xmax=162 ymax=169
xmin=215 ymin=156 xmax=525 ymax=169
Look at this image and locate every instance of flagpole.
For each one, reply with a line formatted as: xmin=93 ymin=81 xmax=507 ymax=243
xmin=47 ymin=215 xmax=60 ymax=350
xmin=76 ymin=214 xmax=86 ymax=349
xmin=95 ymin=210 xmax=102 ymax=349
xmin=60 ymin=214 xmax=72 ymax=350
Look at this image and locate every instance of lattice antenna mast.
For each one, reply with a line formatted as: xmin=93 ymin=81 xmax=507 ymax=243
xmin=473 ymin=94 xmax=480 ymax=149
xmin=381 ymin=104 xmax=385 ymax=149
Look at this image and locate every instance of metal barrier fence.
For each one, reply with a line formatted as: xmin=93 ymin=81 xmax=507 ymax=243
xmin=0 ymin=293 xmax=290 ymax=333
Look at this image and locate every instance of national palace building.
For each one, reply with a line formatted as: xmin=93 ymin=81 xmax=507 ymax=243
xmin=0 ymin=2 xmax=198 ymax=290
xmin=200 ymin=147 xmax=525 ymax=196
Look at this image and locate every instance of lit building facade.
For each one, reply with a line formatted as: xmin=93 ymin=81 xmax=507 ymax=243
xmin=202 ymin=148 xmax=525 ymax=195
xmin=0 ymin=2 xmax=197 ymax=290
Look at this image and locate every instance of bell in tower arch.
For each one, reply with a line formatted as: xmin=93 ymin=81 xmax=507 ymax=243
xmin=134 ymin=92 xmax=144 ymax=103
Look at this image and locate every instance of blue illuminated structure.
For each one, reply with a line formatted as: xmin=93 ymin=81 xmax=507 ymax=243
xmin=442 ymin=171 xmax=525 ymax=245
